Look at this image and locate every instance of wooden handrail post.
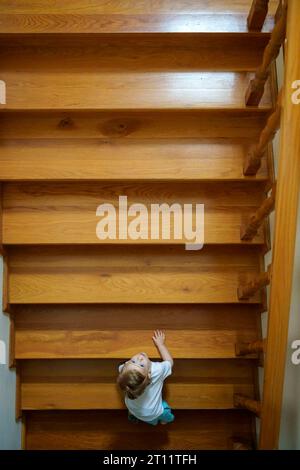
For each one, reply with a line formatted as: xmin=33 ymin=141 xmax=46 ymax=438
xmin=244 ymin=91 xmax=282 ymax=175
xmin=237 ymin=265 xmax=271 ymax=300
xmin=235 ymin=339 xmax=265 ymax=357
xmin=259 ymin=0 xmax=300 ymax=450
xmin=275 ymin=0 xmax=283 ymax=24
xmin=247 ymin=0 xmax=270 ymax=31
xmin=245 ymin=1 xmax=287 ymax=106
xmin=240 ymin=184 xmax=276 ymax=240
xmin=234 ymin=394 xmax=262 ymax=417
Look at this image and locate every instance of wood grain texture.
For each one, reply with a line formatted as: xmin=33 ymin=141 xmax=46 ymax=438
xmin=0 ymin=109 xmax=270 ymax=182
xmin=7 ymin=245 xmax=263 ymax=304
xmin=0 ymin=72 xmax=272 ymax=111
xmin=0 ymin=138 xmax=270 ymax=182
xmin=15 ymin=330 xmax=259 ymax=360
xmin=0 ymin=0 xmax=279 ymax=15
xmin=21 ymin=381 xmax=255 ymax=410
xmin=0 ymin=28 xmax=272 ymax=111
xmin=20 ymin=359 xmax=255 ymax=410
xmin=0 ymin=111 xmax=269 ymax=181
xmin=13 ymin=304 xmax=261 ymax=359
xmin=0 ymin=14 xmax=275 ymax=34
xmin=20 ymin=358 xmax=256 ymax=379
xmin=259 ymin=0 xmax=300 ymax=450
xmin=0 ymin=0 xmax=276 ymax=451
xmin=0 ymin=111 xmax=269 ymax=139
xmin=24 ymin=409 xmax=254 ymax=450
xmin=13 ymin=304 xmax=262 ymax=330
xmin=0 ymin=35 xmax=270 ymax=71
xmin=2 ymin=182 xmax=267 ymax=245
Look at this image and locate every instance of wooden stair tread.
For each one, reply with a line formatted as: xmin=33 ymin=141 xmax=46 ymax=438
xmin=2 ymin=0 xmax=272 ymax=451
xmin=13 ymin=303 xmax=260 ymax=359
xmin=7 ymin=245 xmax=263 ymax=304
xmin=0 ymin=0 xmax=278 ymax=36
xmin=15 ymin=329 xmax=259 ymax=359
xmin=19 ymin=358 xmax=257 ymax=378
xmin=17 ymin=358 xmax=256 ymax=384
xmin=20 ymin=359 xmax=255 ymax=410
xmin=13 ymin=304 xmax=262 ymax=330
xmin=0 ymin=72 xmax=272 ymax=111
xmin=21 ymin=382 xmax=255 ymax=410
xmin=0 ymin=31 xmax=273 ymax=111
xmin=0 ymin=0 xmax=278 ymax=16
xmin=0 ymin=137 xmax=269 ymax=182
xmin=3 ymin=181 xmax=267 ymax=245
xmin=9 ymin=274 xmax=260 ymax=303
xmin=0 ymin=13 xmax=275 ymax=34
xmin=13 ymin=304 xmax=261 ymax=359
xmin=0 ymin=111 xmax=270 ymax=139
xmin=24 ymin=409 xmax=254 ymax=450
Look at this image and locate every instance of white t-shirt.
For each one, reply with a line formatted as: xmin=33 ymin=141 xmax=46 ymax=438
xmin=118 ymin=360 xmax=172 ymax=422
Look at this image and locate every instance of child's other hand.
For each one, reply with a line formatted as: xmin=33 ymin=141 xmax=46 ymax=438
xmin=152 ymin=330 xmax=166 ymax=346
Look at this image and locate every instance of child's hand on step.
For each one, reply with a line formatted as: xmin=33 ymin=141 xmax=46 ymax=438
xmin=152 ymin=330 xmax=166 ymax=347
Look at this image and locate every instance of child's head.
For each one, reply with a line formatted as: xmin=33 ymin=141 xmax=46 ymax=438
xmin=117 ymin=352 xmax=151 ymax=400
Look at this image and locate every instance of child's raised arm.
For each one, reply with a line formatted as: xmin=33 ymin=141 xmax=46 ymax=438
xmin=152 ymin=330 xmax=174 ymax=367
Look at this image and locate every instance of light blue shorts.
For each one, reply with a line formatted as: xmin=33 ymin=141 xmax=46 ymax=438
xmin=128 ymin=400 xmax=175 ymax=426
xmin=147 ymin=400 xmax=175 ymax=426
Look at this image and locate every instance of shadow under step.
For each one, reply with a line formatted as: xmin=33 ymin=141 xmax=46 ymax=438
xmin=23 ymin=409 xmax=255 ymax=450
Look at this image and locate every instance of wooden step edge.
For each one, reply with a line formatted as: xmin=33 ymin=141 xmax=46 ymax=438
xmin=0 ymin=177 xmax=272 ymax=184
xmin=20 ymin=382 xmax=256 ymax=411
xmin=2 ymin=241 xmax=268 ymax=247
xmin=0 ymin=106 xmax=274 ymax=114
xmin=15 ymin=353 xmax=260 ymax=360
xmin=0 ymin=31 xmax=272 ymax=39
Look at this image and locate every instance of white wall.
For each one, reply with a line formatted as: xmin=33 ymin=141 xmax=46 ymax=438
xmin=0 ymin=256 xmax=21 ymax=449
xmin=279 ymin=199 xmax=300 ymax=449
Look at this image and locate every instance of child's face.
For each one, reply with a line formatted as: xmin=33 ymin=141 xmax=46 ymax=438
xmin=124 ymin=352 xmax=151 ymax=377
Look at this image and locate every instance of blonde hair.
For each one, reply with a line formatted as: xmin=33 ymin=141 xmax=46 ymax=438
xmin=117 ymin=367 xmax=150 ymax=400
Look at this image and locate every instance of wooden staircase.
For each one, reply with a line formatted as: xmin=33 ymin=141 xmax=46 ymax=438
xmin=0 ymin=0 xmax=292 ymax=450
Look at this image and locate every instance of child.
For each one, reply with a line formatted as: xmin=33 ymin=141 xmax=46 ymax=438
xmin=117 ymin=330 xmax=174 ymax=425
